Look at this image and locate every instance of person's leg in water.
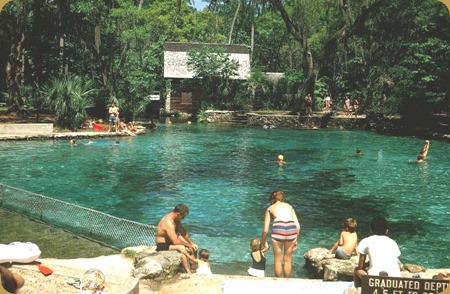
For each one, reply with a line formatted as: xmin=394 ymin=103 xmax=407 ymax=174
xmin=271 ymin=239 xmax=284 ymax=277
xmin=283 ymin=239 xmax=297 ymax=278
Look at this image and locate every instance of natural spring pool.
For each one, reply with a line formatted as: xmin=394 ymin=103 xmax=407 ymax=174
xmin=0 ymin=124 xmax=448 ymax=278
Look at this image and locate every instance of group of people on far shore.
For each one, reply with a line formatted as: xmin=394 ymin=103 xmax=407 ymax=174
xmin=304 ymin=92 xmax=360 ymax=116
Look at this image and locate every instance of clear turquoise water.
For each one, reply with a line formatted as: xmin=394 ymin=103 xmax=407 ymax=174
xmin=0 ymin=124 xmax=448 ymax=277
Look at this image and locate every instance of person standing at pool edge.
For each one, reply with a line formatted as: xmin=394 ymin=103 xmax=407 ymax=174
xmin=261 ymin=190 xmax=300 ymax=278
xmin=108 ymin=102 xmax=119 ymax=132
xmin=155 ymin=204 xmax=198 ymax=273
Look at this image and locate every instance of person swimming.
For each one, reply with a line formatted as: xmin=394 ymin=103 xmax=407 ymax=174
xmin=416 ymin=140 xmax=430 ymax=163
xmin=276 ymin=155 xmax=286 ymax=165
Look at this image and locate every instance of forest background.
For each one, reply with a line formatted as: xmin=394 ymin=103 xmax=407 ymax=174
xmin=0 ymin=0 xmax=449 ymax=130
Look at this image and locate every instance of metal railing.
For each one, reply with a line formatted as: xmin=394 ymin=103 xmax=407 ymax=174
xmin=0 ymin=183 xmax=156 ymax=248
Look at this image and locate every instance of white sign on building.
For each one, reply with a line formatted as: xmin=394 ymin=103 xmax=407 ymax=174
xmin=164 ymin=42 xmax=251 ymax=80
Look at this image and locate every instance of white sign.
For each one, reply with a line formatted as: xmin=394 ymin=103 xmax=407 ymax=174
xmin=147 ymin=92 xmax=160 ymax=101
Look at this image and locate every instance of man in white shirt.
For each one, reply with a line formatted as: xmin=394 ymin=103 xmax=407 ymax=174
xmin=354 ymin=216 xmax=402 ymax=288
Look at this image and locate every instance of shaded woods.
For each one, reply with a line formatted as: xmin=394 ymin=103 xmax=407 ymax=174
xmin=0 ymin=0 xmax=449 ymax=129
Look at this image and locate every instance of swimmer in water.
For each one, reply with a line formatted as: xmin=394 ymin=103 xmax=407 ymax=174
xmin=416 ymin=140 xmax=430 ymax=163
xmin=276 ymin=155 xmax=286 ymax=165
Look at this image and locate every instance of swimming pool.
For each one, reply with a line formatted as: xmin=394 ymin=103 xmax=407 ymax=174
xmin=0 ymin=124 xmax=448 ymax=277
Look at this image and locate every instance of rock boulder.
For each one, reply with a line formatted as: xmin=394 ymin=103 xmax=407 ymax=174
xmin=122 ymin=246 xmax=183 ymax=280
xmin=303 ymin=247 xmax=359 ymax=281
xmin=304 ymin=248 xmax=431 ymax=282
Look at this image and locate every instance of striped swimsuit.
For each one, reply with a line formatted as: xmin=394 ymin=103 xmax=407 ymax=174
xmin=271 ymin=218 xmax=298 ymax=241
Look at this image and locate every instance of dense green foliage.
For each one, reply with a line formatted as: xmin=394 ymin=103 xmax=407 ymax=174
xmin=187 ymin=46 xmax=240 ymax=111
xmin=0 ymin=0 xmax=448 ymax=124
xmin=40 ymin=75 xmax=95 ymax=130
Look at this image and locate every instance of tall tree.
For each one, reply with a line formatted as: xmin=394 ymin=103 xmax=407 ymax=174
xmin=3 ymin=0 xmax=32 ymax=112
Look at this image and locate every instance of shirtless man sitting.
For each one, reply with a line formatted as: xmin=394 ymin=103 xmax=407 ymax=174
xmin=155 ymin=204 xmax=198 ymax=273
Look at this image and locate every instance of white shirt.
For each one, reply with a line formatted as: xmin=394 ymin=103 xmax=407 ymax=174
xmin=357 ymin=235 xmax=401 ymax=277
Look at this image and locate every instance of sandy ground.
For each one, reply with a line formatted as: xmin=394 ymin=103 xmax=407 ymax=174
xmin=7 ymin=255 xmax=232 ymax=293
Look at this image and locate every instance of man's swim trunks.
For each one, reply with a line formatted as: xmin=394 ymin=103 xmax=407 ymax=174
xmin=271 ymin=220 xmax=297 ymax=241
xmin=156 ymin=243 xmax=171 ymax=251
xmin=109 ymin=114 xmax=116 ymax=123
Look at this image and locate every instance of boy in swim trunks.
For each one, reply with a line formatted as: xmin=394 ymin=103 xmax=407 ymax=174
xmin=155 ymin=204 xmax=198 ymax=273
xmin=324 ymin=218 xmax=358 ymax=260
xmin=108 ymin=102 xmax=119 ymax=132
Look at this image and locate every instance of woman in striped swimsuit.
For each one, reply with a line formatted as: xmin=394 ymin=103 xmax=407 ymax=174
xmin=261 ymin=190 xmax=300 ymax=278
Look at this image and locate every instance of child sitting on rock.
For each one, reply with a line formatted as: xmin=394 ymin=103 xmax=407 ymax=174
xmin=324 ymin=218 xmax=358 ymax=260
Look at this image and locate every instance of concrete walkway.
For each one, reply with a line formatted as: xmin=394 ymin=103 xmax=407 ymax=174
xmin=0 ymin=123 xmax=142 ymax=141
xmin=0 ymin=131 xmax=132 ymax=141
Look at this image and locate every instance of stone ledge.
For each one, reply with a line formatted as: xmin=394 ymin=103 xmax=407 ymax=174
xmin=0 ymin=123 xmax=53 ymax=135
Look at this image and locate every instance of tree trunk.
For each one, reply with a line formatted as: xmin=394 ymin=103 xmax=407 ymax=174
xmin=269 ymin=0 xmax=316 ymax=108
xmin=6 ymin=36 xmax=25 ymax=112
xmin=228 ymin=0 xmax=241 ymax=44
xmin=58 ymin=0 xmax=69 ymax=76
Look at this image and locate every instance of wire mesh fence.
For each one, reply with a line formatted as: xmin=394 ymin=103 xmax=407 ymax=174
xmin=0 ymin=183 xmax=156 ymax=248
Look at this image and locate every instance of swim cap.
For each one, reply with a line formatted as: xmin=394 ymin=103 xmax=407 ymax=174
xmin=278 ymin=155 xmax=284 ymax=160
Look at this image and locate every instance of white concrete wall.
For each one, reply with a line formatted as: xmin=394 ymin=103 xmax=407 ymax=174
xmin=0 ymin=124 xmax=53 ymax=134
